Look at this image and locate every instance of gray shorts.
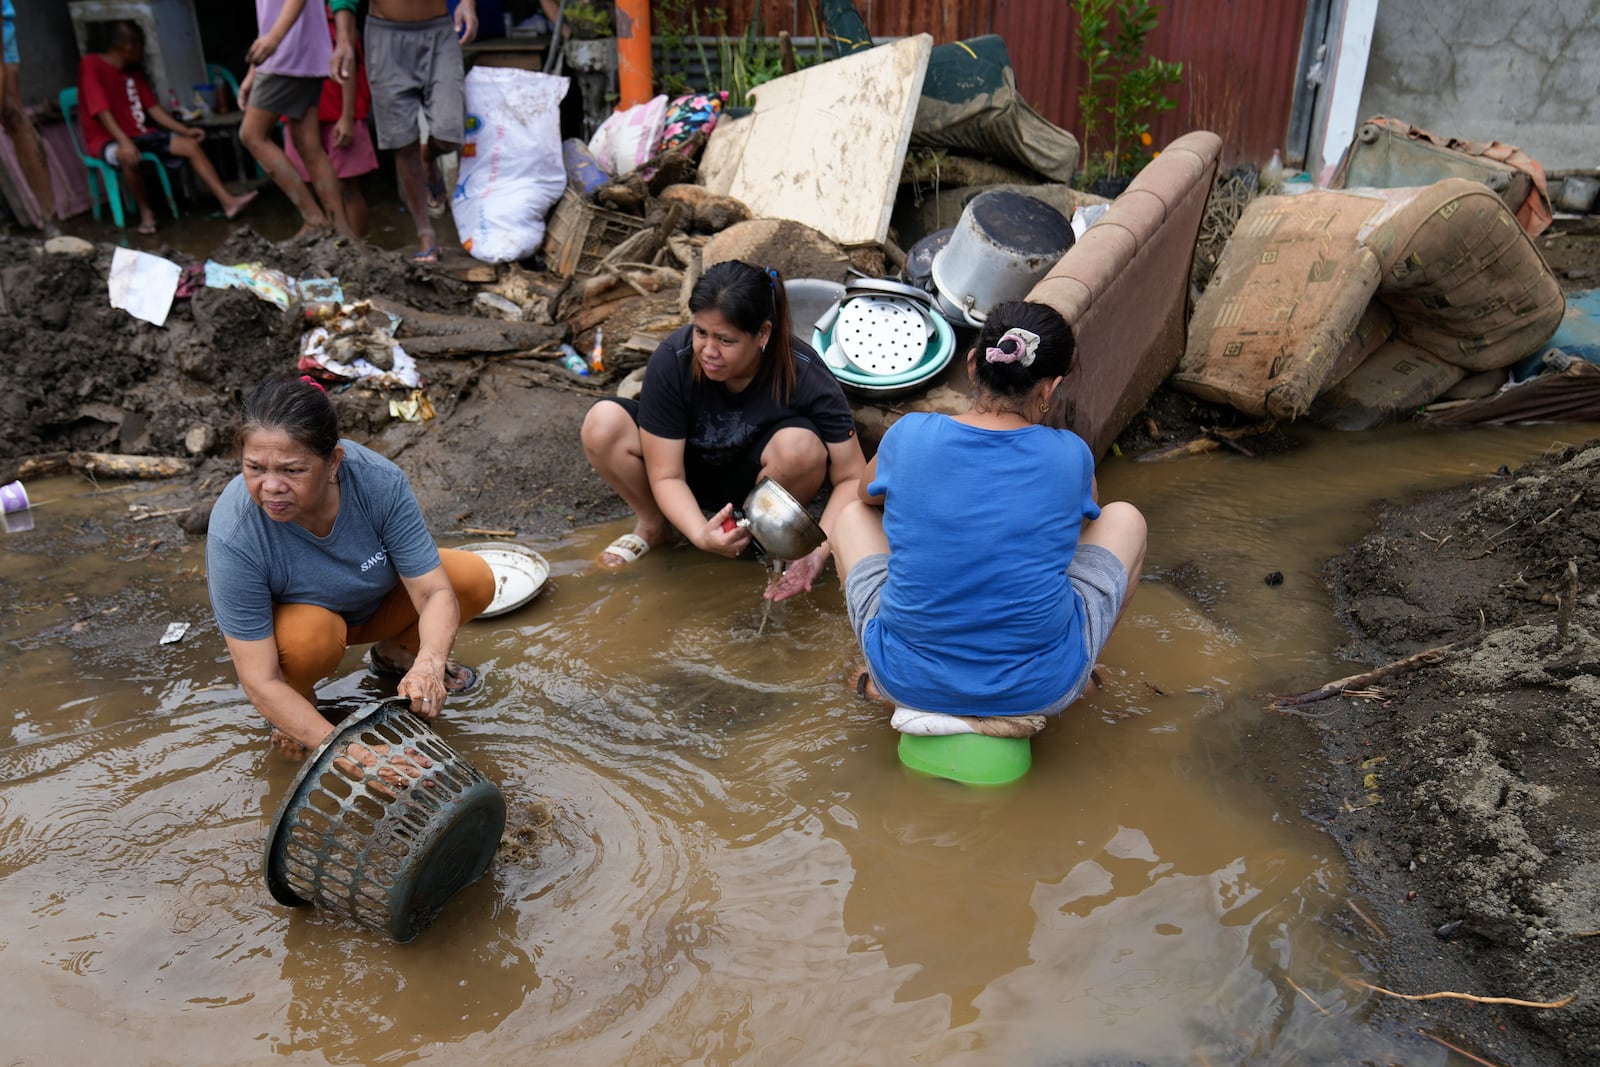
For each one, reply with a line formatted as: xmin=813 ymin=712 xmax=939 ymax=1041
xmin=844 ymin=543 xmax=1129 ymax=714
xmin=248 ymin=72 xmax=324 ymax=120
xmin=364 ymin=14 xmax=466 ymax=150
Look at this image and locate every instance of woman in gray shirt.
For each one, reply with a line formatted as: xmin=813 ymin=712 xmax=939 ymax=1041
xmin=206 ymin=377 xmax=492 ymax=758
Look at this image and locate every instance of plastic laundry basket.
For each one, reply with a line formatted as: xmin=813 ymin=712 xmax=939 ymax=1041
xmin=264 ymin=698 xmax=506 ymax=942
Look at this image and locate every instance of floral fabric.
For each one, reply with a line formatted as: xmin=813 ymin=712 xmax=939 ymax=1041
xmin=656 ymin=91 xmax=728 ymax=157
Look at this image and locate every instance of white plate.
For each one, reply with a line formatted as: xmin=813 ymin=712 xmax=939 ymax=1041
xmin=458 ymin=542 xmax=551 ymax=618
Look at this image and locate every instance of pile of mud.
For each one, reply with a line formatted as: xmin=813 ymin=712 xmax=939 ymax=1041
xmin=0 ymin=230 xmax=479 ymax=469
xmin=1316 ymin=438 xmax=1600 ymax=1064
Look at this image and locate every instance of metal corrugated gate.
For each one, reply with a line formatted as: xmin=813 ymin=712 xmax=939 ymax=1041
xmin=650 ymin=0 xmax=1308 ymax=170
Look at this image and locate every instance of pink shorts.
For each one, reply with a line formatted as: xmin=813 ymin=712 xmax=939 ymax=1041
xmin=285 ymin=118 xmax=379 ymax=182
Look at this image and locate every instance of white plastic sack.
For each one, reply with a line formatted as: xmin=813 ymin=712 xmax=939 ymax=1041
xmin=453 ymin=68 xmax=569 ymax=263
xmin=587 ymin=94 xmax=668 ymax=177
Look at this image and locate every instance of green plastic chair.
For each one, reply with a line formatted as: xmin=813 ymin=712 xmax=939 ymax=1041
xmin=206 ymin=63 xmax=267 ymax=178
xmin=60 ymin=86 xmax=179 ymax=228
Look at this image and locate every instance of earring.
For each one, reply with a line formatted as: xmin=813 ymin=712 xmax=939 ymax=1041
xmin=1038 ymin=402 xmax=1051 ymax=414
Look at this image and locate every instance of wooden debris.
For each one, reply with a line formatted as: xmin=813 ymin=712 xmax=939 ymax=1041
xmin=1283 ymin=975 xmax=1331 ymax=1016
xmin=461 ymin=526 xmax=516 ymax=537
xmin=1556 ymin=559 xmax=1579 ymax=644
xmin=1350 ymin=978 xmax=1576 ymax=1010
xmin=1134 ymin=436 xmax=1222 ymax=462
xmin=1270 ymin=638 xmax=1482 ymax=708
xmin=19 ymin=452 xmax=192 ymax=479
xmin=1416 ymin=1030 xmax=1502 ymax=1067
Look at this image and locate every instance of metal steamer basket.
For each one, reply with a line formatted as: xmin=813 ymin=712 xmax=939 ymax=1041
xmin=264 ymin=698 xmax=506 ymax=942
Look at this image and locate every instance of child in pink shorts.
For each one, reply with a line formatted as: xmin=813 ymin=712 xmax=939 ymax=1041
xmin=284 ymin=8 xmax=377 ymax=237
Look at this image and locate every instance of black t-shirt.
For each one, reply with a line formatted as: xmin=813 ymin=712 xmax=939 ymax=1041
xmin=637 ymin=324 xmax=858 ymax=471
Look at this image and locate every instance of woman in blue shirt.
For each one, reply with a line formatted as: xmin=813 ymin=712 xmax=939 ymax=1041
xmin=830 ymin=301 xmax=1147 ymax=717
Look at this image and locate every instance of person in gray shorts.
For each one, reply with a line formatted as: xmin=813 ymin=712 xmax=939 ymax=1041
xmin=334 ymin=0 xmax=476 ymax=261
xmin=828 ymin=300 xmax=1148 ymax=721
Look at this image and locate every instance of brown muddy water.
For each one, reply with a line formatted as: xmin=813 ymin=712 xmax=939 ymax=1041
xmin=3 ymin=421 xmax=1597 ymax=1065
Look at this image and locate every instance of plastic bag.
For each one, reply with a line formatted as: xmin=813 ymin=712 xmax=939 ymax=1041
xmin=587 ymin=94 xmax=668 ymax=177
xmin=453 ymin=67 xmax=569 ymax=263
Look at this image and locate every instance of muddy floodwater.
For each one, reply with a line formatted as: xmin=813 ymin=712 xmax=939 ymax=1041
xmin=3 ymin=421 xmax=1597 ymax=1065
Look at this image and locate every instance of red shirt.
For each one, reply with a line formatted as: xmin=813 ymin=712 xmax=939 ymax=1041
xmin=317 ymin=11 xmax=371 ymax=123
xmin=78 ymin=54 xmax=156 ymax=159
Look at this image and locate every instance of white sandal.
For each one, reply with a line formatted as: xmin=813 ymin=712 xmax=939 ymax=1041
xmin=601 ymin=532 xmax=651 ymax=567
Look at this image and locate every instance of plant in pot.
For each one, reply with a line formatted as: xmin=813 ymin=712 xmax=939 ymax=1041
xmin=563 ymin=1 xmax=616 ymax=73
xmin=1072 ymin=0 xmax=1183 ymax=197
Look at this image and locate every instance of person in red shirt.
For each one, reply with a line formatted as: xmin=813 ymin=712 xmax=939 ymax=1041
xmin=78 ymin=21 xmax=257 ymax=235
xmin=283 ymin=10 xmax=377 ymax=237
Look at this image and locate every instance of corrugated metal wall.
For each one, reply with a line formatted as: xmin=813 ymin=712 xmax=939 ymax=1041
xmin=991 ymin=0 xmax=1310 ymax=169
xmin=653 ymin=0 xmax=1308 ymax=172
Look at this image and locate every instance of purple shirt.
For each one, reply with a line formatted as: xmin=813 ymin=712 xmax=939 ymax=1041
xmin=256 ymin=0 xmax=332 ymax=78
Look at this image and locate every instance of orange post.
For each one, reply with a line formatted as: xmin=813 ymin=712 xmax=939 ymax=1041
xmin=615 ymin=0 xmax=653 ymax=110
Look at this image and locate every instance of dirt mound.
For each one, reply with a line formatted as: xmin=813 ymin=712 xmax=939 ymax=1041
xmin=1 ymin=230 xmax=616 ymax=539
xmin=1316 ymin=438 xmax=1600 ymax=1064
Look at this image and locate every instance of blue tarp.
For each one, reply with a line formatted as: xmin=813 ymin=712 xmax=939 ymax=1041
xmin=1514 ymin=287 xmax=1600 ymax=379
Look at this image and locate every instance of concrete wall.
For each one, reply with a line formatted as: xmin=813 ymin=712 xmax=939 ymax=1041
xmin=16 ymin=0 xmax=81 ymax=108
xmin=1358 ymin=0 xmax=1600 ymax=171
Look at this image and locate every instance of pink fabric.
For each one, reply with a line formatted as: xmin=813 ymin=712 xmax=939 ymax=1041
xmin=284 ymin=117 xmax=378 ymax=181
xmin=0 ymin=119 xmax=93 ymax=223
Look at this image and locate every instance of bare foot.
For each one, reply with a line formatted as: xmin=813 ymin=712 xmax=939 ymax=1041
xmin=292 ymin=219 xmax=331 ymax=239
xmin=137 ymin=216 xmax=158 ymax=236
xmin=223 ymin=189 xmax=259 ymax=219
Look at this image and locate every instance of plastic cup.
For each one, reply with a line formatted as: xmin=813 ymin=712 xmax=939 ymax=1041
xmin=2 ymin=508 xmax=33 ymax=534
xmin=0 ymin=479 xmax=29 ymax=514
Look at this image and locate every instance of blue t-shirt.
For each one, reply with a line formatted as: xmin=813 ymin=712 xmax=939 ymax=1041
xmin=206 ymin=439 xmax=441 ymax=641
xmin=862 ymin=412 xmax=1101 ymax=715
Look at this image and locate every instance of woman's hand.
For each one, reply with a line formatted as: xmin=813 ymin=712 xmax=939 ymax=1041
xmin=396 ymin=650 xmax=449 ymax=720
xmin=333 ymin=114 xmax=354 ymax=149
xmin=764 ymin=543 xmax=828 ymax=602
xmin=697 ymin=503 xmax=752 ymax=558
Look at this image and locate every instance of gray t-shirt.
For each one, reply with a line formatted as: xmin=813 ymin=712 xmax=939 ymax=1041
xmin=206 ymin=439 xmax=441 ymax=641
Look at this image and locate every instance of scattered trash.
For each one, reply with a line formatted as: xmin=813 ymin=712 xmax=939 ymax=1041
xmin=0 ymin=479 xmax=29 ymax=514
xmin=159 ymin=621 xmax=190 ymax=645
xmin=558 ymin=343 xmax=591 ymax=376
xmin=298 ymin=303 xmax=421 ymax=388
xmin=388 ymin=391 xmax=436 ymax=423
xmin=473 ymin=291 xmax=525 ymax=320
xmin=108 ymin=247 xmax=182 ymax=327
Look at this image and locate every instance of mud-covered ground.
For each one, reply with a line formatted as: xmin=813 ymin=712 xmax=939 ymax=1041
xmin=1301 ymin=438 xmax=1600 ymax=1065
xmin=1292 ymin=218 xmax=1600 ymax=1065
xmin=6 ymin=216 xmax=1600 ymax=1063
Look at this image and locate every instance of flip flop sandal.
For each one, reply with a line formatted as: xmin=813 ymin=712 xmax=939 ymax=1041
xmin=601 ymin=533 xmax=651 ymax=567
xmin=367 ymin=648 xmax=482 ymax=695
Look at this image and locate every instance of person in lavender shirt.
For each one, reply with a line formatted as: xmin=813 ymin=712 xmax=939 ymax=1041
xmin=239 ymin=0 xmax=353 ymax=236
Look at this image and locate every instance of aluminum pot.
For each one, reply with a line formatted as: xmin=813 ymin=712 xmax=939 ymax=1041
xmin=734 ymin=478 xmax=825 ymax=561
xmin=930 ymin=190 xmax=1074 ymax=325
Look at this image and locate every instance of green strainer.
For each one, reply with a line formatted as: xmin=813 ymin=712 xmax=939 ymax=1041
xmin=264 ymin=698 xmax=506 ymax=942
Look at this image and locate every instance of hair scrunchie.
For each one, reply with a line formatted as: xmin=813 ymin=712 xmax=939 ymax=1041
xmin=985 ymin=328 xmax=1041 ymax=367
xmin=299 ymin=375 xmax=328 ymax=393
